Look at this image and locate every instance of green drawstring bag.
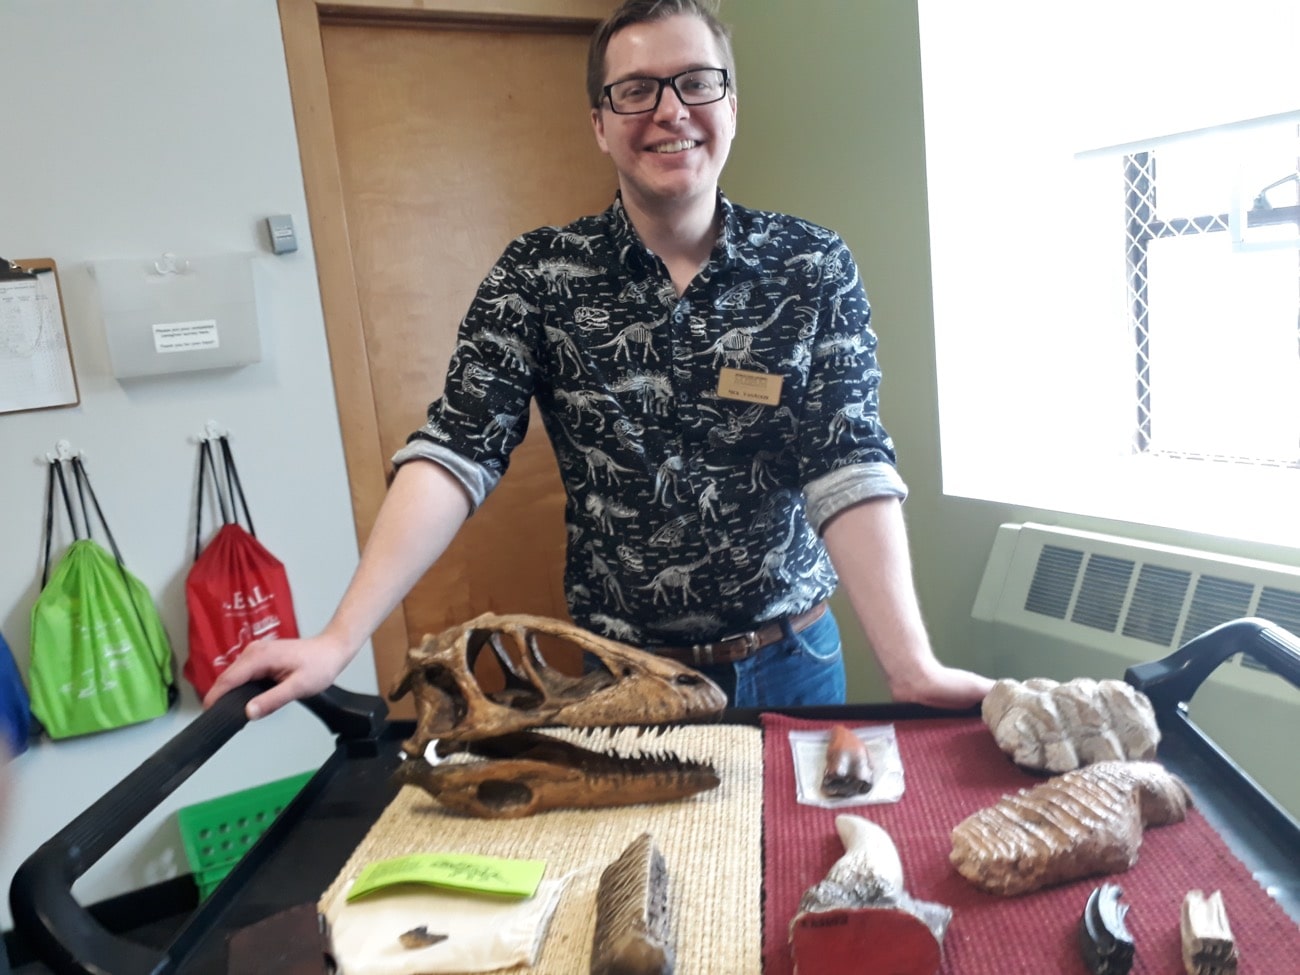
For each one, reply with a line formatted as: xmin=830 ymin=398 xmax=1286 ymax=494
xmin=29 ymin=456 xmax=175 ymax=740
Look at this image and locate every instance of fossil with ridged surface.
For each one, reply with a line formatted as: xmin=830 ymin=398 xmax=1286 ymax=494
xmin=950 ymin=760 xmax=1191 ymax=896
xmin=982 ymin=677 xmax=1160 ymax=773
xmin=1180 ymin=889 xmax=1238 ymax=975
xmin=591 ymin=832 xmax=674 ymax=975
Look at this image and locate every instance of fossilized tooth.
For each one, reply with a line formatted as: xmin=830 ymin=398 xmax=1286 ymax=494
xmin=395 ymin=730 xmax=720 ymax=819
xmin=821 ymin=724 xmax=874 ymax=798
xmin=590 ymin=833 xmax=674 ymax=975
xmin=1180 ymin=889 xmax=1238 ymax=975
xmin=982 ymin=677 xmax=1160 ymax=773
xmin=790 ymin=815 xmax=952 ymax=975
xmin=390 ymin=613 xmax=727 ymax=754
xmin=950 ymin=760 xmax=1191 ymax=896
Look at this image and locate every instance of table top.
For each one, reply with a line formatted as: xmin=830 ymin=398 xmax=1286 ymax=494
xmin=11 ymin=619 xmax=1300 ymax=975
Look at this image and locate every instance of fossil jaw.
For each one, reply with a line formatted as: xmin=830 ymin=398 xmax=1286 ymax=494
xmin=396 ymin=730 xmax=721 ymax=819
xmin=389 ymin=614 xmax=728 ymax=818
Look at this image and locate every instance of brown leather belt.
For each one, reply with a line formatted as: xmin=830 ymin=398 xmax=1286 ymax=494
xmin=652 ymin=601 xmax=829 ymax=667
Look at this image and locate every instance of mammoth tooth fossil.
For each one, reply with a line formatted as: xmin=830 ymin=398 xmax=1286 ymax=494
xmin=395 ymin=730 xmax=720 ymax=819
xmin=950 ymin=760 xmax=1190 ymax=896
xmin=389 ymin=613 xmax=727 ymax=755
xmin=590 ymin=832 xmax=674 ymax=975
xmin=982 ymin=677 xmax=1160 ymax=774
xmin=790 ymin=815 xmax=952 ymax=975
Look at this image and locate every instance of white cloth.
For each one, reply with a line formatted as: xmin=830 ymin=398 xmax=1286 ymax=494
xmin=325 ymin=877 xmax=568 ymax=975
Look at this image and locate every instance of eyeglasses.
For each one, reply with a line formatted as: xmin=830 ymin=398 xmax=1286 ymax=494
xmin=602 ymin=67 xmax=729 ymax=115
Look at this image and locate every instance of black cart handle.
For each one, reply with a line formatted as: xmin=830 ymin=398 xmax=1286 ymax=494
xmin=9 ymin=682 xmax=387 ymax=975
xmin=1126 ymin=617 xmax=1300 ymax=843
xmin=1125 ymin=616 xmax=1300 ymax=711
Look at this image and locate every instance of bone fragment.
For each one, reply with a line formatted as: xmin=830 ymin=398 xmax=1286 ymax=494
xmin=983 ymin=677 xmax=1160 ymax=773
xmin=398 ymin=925 xmax=447 ymax=950
xmin=591 ymin=832 xmax=674 ymax=975
xmin=1180 ymin=889 xmax=1237 ymax=975
xmin=821 ymin=725 xmax=874 ymax=798
xmin=791 ymin=815 xmax=951 ymax=975
xmin=950 ymin=760 xmax=1190 ymax=896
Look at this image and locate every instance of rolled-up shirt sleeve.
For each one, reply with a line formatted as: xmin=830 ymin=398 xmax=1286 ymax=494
xmin=795 ymin=238 xmax=908 ymax=532
xmin=804 ymin=462 xmax=908 ymax=534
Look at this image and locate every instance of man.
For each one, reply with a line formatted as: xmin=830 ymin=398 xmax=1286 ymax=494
xmin=206 ymin=0 xmax=992 ymax=718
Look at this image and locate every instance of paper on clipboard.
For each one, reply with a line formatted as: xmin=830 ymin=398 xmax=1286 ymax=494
xmin=0 ymin=259 xmax=78 ymax=414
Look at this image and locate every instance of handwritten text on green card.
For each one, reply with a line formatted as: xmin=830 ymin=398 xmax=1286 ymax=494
xmin=347 ymin=853 xmax=546 ymax=901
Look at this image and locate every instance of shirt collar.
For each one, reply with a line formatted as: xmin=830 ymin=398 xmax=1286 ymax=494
xmin=606 ymin=189 xmax=744 ymax=273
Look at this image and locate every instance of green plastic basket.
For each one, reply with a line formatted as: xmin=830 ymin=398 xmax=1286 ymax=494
xmin=177 ymin=770 xmax=313 ymax=899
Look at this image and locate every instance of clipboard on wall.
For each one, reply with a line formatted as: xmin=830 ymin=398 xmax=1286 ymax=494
xmin=0 ymin=257 xmax=80 ymax=414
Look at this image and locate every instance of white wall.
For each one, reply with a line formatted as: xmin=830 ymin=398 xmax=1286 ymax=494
xmin=0 ymin=0 xmax=378 ymax=928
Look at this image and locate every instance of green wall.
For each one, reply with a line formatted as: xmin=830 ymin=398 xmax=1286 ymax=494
xmin=722 ymin=0 xmax=1010 ymax=699
xmin=720 ymin=1 xmax=1299 ymax=818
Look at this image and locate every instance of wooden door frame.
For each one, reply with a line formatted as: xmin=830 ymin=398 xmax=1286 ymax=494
xmin=277 ymin=0 xmax=614 ymax=667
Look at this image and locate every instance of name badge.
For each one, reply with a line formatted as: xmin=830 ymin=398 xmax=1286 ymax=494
xmin=717 ymin=367 xmax=783 ymax=406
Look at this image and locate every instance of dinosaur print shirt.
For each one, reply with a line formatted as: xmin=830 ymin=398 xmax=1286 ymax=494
xmin=394 ymin=192 xmax=907 ymax=646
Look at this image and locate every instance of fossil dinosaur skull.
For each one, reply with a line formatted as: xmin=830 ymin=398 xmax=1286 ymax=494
xmin=389 ymin=613 xmax=728 ymax=817
xmin=391 ymin=612 xmax=727 ymax=750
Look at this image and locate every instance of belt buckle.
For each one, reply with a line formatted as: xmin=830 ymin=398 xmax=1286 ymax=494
xmin=693 ymin=629 xmax=760 ymax=666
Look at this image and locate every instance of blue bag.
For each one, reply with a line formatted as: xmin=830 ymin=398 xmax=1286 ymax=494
xmin=0 ymin=629 xmax=31 ymax=756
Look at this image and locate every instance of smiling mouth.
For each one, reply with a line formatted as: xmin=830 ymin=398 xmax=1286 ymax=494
xmin=649 ymin=139 xmax=698 ymax=154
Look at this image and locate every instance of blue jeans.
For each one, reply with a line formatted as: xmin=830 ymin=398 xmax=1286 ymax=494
xmin=693 ymin=608 xmax=846 ymax=708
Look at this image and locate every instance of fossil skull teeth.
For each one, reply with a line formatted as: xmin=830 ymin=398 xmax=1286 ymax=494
xmin=389 ymin=613 xmax=728 ymax=754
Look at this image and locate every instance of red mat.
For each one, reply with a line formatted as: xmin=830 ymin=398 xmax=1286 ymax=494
xmin=761 ymin=713 xmax=1300 ymax=974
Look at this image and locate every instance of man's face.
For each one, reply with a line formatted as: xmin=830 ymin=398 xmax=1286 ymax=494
xmin=591 ymin=13 xmax=737 ymax=216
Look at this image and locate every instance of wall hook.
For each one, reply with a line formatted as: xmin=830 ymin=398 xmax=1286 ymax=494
xmin=202 ymin=419 xmax=228 ymax=442
xmin=153 ymin=252 xmax=190 ymax=275
xmin=43 ymin=439 xmax=81 ymax=463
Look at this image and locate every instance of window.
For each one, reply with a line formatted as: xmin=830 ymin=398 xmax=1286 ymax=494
xmin=919 ymin=0 xmax=1300 ymax=549
xmin=1122 ymin=122 xmax=1300 ymax=466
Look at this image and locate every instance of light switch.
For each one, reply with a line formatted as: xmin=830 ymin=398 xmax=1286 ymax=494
xmin=265 ymin=214 xmax=298 ymax=255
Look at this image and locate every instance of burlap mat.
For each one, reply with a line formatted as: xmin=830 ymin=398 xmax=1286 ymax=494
xmin=321 ymin=724 xmax=763 ymax=974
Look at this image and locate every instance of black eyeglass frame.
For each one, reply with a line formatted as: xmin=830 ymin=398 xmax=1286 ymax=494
xmin=601 ymin=67 xmax=730 ymax=115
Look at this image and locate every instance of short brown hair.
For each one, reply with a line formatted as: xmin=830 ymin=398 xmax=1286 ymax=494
xmin=586 ymin=0 xmax=736 ymax=109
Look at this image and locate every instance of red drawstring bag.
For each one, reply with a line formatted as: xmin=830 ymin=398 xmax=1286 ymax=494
xmin=184 ymin=436 xmax=299 ymax=697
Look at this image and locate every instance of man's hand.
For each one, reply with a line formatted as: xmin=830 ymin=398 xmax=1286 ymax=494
xmin=887 ymin=660 xmax=993 ymax=710
xmin=823 ymin=496 xmax=996 ymax=711
xmin=202 ymin=633 xmax=354 ymax=721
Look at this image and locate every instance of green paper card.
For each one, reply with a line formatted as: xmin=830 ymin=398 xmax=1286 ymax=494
xmin=346 ymin=853 xmax=546 ymax=902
